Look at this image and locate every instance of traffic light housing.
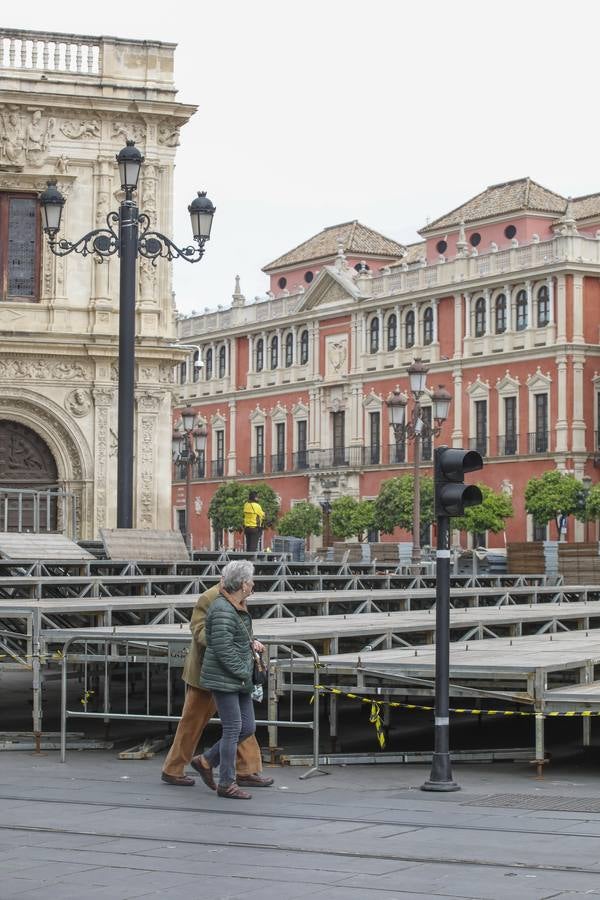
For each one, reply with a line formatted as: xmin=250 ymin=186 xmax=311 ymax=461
xmin=435 ymin=446 xmax=483 ymax=517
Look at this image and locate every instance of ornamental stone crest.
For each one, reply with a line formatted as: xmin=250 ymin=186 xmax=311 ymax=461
xmin=325 ymin=335 xmax=348 ymax=377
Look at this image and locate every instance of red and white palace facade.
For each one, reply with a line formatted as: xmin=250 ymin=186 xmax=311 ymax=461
xmin=173 ymin=180 xmax=600 ymax=549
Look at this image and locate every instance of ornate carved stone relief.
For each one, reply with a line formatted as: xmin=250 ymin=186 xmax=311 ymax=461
xmin=61 ymin=119 xmax=101 ymax=140
xmin=0 ymin=358 xmax=89 ymax=381
xmin=111 ymin=121 xmax=146 ymax=144
xmin=65 ymin=388 xmax=92 ymax=417
xmin=0 ymin=106 xmax=55 ymax=167
xmin=158 ymin=123 xmax=180 ymax=147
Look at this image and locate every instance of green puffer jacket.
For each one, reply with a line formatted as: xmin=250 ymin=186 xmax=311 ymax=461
xmin=199 ymin=595 xmax=254 ymax=694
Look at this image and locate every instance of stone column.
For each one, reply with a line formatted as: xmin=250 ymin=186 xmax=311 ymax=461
xmin=484 ymin=289 xmax=492 ymax=335
xmin=451 ymin=368 xmax=463 ymax=447
xmin=248 ymin=334 xmax=254 ymax=374
xmin=227 ymin=399 xmax=237 ymax=476
xmin=432 ymin=298 xmax=439 ymax=344
xmin=556 ymin=275 xmax=567 ymax=343
xmin=308 ymin=387 xmax=320 ymax=448
xmin=91 ymin=155 xmax=114 ymax=327
xmin=504 ymin=284 xmax=513 ymax=334
xmin=229 ymin=338 xmax=237 ymax=389
xmin=464 ymin=293 xmax=472 ymax=338
xmin=453 ymin=293 xmax=462 ymax=358
xmin=572 ymin=351 xmax=586 ymax=452
xmin=573 ymin=274 xmax=584 ymax=344
xmin=556 ymin=354 xmax=568 ymax=452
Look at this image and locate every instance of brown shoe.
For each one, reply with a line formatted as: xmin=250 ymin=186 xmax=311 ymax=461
xmin=161 ymin=772 xmax=195 ymax=787
xmin=217 ymin=782 xmax=252 ymax=799
xmin=237 ymin=773 xmax=274 ymax=787
xmin=190 ymin=755 xmax=216 ymax=791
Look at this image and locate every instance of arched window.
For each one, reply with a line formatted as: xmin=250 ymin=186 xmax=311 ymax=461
xmin=405 ymin=310 xmax=415 ymax=348
xmin=205 ymin=348 xmax=213 ymax=380
xmin=537 ymin=285 xmax=549 ymax=327
xmin=387 ymin=313 xmax=397 ymax=351
xmin=369 ymin=317 xmax=379 ymax=353
xmin=516 ymin=290 xmax=528 ymax=331
xmin=192 ymin=350 xmax=200 ymax=382
xmin=423 ymin=306 xmax=434 ymax=345
xmin=299 ymin=329 xmax=309 ymax=365
xmin=474 ymin=297 xmax=486 ymax=337
xmin=494 ymin=294 xmax=507 ymax=334
xmin=285 ymin=332 xmax=293 ymax=367
xmin=270 ymin=335 xmax=278 ymax=369
xmin=218 ymin=345 xmax=226 ymax=378
xmin=255 ymin=338 xmax=264 ymax=372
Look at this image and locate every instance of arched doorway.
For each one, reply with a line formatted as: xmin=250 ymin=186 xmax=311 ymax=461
xmin=0 ymin=421 xmax=59 ymax=531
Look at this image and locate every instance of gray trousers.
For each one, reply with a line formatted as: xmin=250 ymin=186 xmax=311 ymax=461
xmin=203 ymin=690 xmax=256 ymax=787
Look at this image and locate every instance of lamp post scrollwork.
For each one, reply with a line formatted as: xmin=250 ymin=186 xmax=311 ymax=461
xmin=386 ymin=358 xmax=452 ymax=567
xmin=39 ymin=141 xmax=215 ymax=529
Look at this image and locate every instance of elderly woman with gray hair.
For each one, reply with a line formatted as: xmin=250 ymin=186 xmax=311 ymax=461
xmin=198 ymin=560 xmax=264 ymax=799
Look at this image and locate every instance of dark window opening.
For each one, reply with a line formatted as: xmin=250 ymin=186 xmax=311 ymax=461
xmin=405 ymin=310 xmax=415 ymax=348
xmin=436 ymin=239 xmax=447 ymax=254
xmin=369 ymin=317 xmax=379 ymax=353
xmin=504 ymin=224 xmax=517 ymax=239
xmin=300 ymin=330 xmax=309 ymax=365
xmin=0 ymin=194 xmax=40 ymax=302
xmin=387 ymin=313 xmax=397 ymax=350
xmin=218 ymin=346 xmax=226 ymax=378
xmin=285 ymin=332 xmax=293 ymax=367
xmin=474 ymin=297 xmax=486 ymax=337
xmin=205 ymin=349 xmax=213 ymax=380
xmin=423 ymin=306 xmax=434 ymax=345
xmin=495 ymin=294 xmax=507 ymax=334
xmin=537 ymin=285 xmax=550 ymax=327
xmin=469 ymin=232 xmax=481 ymax=247
xmin=255 ymin=338 xmax=264 ymax=372
xmin=270 ymin=336 xmax=278 ymax=369
xmin=278 ymin=276 xmax=287 ymax=289
xmin=304 ymin=270 xmax=314 ymax=283
xmin=516 ymin=290 xmax=528 ymax=331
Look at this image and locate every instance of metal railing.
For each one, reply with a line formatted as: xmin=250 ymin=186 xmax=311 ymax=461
xmin=172 ymin=459 xmax=205 ymax=481
xmin=0 ymin=487 xmax=77 ymax=538
xmin=497 ymin=434 xmax=519 ymax=456
xmin=59 ymin=632 xmax=326 ymax=779
xmin=250 ymin=455 xmax=265 ymax=475
xmin=271 ymin=453 xmax=286 ymax=473
xmin=389 ymin=441 xmax=406 ymax=464
xmin=528 ymin=431 xmax=549 ymax=453
xmin=292 ymin=450 xmax=309 ymax=471
xmin=211 ymin=459 xmax=225 ymax=478
xmin=468 ymin=437 xmax=488 ymax=457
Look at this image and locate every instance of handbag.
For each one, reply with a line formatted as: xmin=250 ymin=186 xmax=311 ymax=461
xmin=252 ymin=650 xmax=268 ymax=686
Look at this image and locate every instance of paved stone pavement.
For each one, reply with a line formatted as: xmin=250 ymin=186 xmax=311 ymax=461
xmin=1 ymin=750 xmax=600 ymax=899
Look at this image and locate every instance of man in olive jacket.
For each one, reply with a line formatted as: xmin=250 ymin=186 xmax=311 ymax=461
xmin=161 ymin=583 xmax=271 ymax=787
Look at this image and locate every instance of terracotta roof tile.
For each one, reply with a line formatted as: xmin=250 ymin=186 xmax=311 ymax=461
xmin=572 ymin=193 xmax=600 ymax=221
xmin=263 ymin=220 xmax=406 ymax=271
xmin=420 ymin=178 xmax=567 ymax=234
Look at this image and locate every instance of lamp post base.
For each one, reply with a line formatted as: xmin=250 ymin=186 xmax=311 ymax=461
xmin=421 ymin=752 xmax=460 ymax=792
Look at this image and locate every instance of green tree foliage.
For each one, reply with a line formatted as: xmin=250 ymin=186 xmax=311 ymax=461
xmin=584 ymin=483 xmax=600 ymax=520
xmin=330 ymin=497 xmax=375 ymax=540
xmin=524 ymin=470 xmax=582 ymax=538
xmin=208 ymin=482 xmax=279 ymax=533
xmin=372 ymin=475 xmax=433 ymax=535
xmin=453 ymin=483 xmax=513 ymax=534
xmin=277 ymin=502 xmax=322 ymax=538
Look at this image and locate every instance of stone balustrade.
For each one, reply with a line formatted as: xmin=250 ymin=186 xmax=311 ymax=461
xmin=0 ymin=29 xmax=101 ymax=75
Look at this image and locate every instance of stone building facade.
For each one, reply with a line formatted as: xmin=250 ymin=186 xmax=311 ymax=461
xmin=175 ymin=184 xmax=600 ymax=550
xmin=0 ymin=28 xmax=194 ymax=537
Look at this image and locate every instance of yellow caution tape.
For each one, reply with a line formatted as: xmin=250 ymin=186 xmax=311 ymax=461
xmin=315 ymin=685 xmax=600 ymax=721
xmin=80 ymin=689 xmax=95 ymax=706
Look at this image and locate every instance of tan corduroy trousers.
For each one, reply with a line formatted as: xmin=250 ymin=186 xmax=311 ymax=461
xmin=162 ymin=684 xmax=263 ymax=777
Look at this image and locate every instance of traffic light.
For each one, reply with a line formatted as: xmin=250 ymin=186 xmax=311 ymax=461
xmin=434 ymin=446 xmax=483 ymax=517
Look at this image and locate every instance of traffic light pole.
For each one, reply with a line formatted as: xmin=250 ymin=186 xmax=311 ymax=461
xmin=422 ymin=511 xmax=459 ymax=792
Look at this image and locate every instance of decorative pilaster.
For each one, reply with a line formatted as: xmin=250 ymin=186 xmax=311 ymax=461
xmin=556 ymin=275 xmax=567 ymax=343
xmin=572 ymin=274 xmax=584 ymax=344
xmin=451 ymin=367 xmax=463 ymax=447
xmin=135 ymin=391 xmax=163 ymax=528
xmin=92 ymin=387 xmax=115 ymax=532
xmin=572 ymin=351 xmax=586 ymax=452
xmin=453 ymin=293 xmax=462 ymax=358
xmin=556 ymin=354 xmax=568 ymax=452
xmin=227 ymin=399 xmax=237 ymax=476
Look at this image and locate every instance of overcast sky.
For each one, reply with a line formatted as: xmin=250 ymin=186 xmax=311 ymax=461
xmin=2 ymin=1 xmax=597 ymax=314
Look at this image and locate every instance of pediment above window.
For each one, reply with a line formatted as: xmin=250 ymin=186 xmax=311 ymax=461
xmin=296 ymin=266 xmax=363 ymax=312
xmin=496 ymin=371 xmax=520 ymax=393
xmin=526 ymin=367 xmax=552 ymax=390
xmin=249 ymin=405 xmax=266 ymax=424
xmin=466 ymin=376 xmax=490 ymax=398
xmin=270 ymin=403 xmax=287 ymax=423
xmin=291 ymin=401 xmax=309 ymax=418
xmin=210 ymin=412 xmax=226 ymax=429
xmin=362 ymin=390 xmax=382 ymax=410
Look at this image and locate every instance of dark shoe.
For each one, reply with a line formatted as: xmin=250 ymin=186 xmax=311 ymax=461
xmin=217 ymin=782 xmax=252 ymax=799
xmin=161 ymin=772 xmax=195 ymax=787
xmin=190 ymin=755 xmax=216 ymax=791
xmin=237 ymin=773 xmax=274 ymax=787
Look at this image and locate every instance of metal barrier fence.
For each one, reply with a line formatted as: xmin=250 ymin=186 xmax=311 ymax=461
xmin=59 ymin=633 xmax=327 ymax=779
xmin=0 ymin=487 xmax=78 ymax=537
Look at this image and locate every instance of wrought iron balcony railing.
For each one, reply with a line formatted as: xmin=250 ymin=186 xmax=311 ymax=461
xmin=389 ymin=441 xmax=406 ymax=464
xmin=250 ymin=455 xmax=265 ymax=475
xmin=528 ymin=431 xmax=549 ymax=453
xmin=497 ymin=434 xmax=518 ymax=456
xmin=271 ymin=453 xmax=286 ymax=473
xmin=292 ymin=450 xmax=309 ymax=471
xmin=173 ymin=458 xmax=205 ymax=482
xmin=468 ymin=437 xmax=488 ymax=457
xmin=211 ymin=458 xmax=225 ymax=478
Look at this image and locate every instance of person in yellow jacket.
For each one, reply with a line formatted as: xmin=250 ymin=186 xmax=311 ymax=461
xmin=243 ymin=490 xmax=265 ymax=552
xmin=161 ymin=581 xmax=272 ymax=789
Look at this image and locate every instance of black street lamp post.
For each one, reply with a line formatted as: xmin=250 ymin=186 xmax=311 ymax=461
xmin=386 ymin=359 xmax=452 ymax=567
xmin=39 ymin=141 xmax=215 ymax=529
xmin=172 ymin=408 xmax=208 ymax=551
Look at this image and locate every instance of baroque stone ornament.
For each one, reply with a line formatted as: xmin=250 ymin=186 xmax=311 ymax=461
xmin=65 ymin=388 xmax=92 ymax=417
xmin=111 ymin=121 xmax=146 ymax=144
xmin=158 ymin=123 xmax=180 ymax=147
